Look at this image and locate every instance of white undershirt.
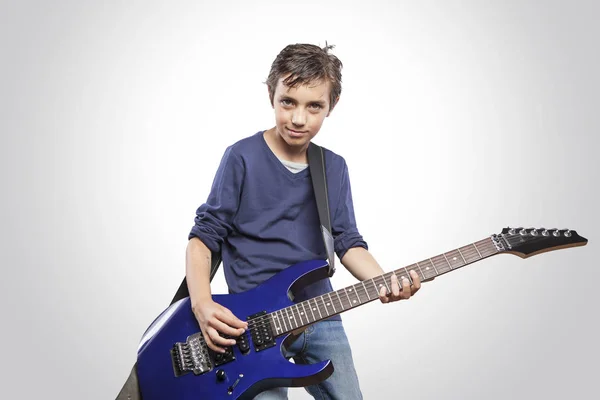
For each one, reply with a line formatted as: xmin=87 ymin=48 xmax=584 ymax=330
xmin=278 ymin=158 xmax=308 ymax=173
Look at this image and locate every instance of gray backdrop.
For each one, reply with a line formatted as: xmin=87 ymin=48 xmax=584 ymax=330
xmin=1 ymin=1 xmax=598 ymax=399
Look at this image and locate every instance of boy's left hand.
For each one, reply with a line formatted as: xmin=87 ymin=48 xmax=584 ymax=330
xmin=378 ymin=270 xmax=421 ymax=303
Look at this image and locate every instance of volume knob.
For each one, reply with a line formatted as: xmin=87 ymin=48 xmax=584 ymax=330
xmin=216 ymin=369 xmax=227 ymax=382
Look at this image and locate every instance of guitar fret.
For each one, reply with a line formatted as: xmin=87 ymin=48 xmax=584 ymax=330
xmin=308 ymin=300 xmax=316 ymax=322
xmin=288 ymin=307 xmax=298 ymax=329
xmin=269 ymin=312 xmax=281 ymax=333
xmin=418 ymin=260 xmax=434 ymax=277
xmin=450 ymin=251 xmax=464 ymax=268
xmin=424 ymin=259 xmax=435 ymax=276
xmin=348 ymin=286 xmax=359 ymax=305
xmin=361 ymin=281 xmax=371 ymax=301
xmin=293 ymin=305 xmax=302 ymax=326
xmin=300 ymin=302 xmax=309 ymax=324
xmin=296 ymin=303 xmax=308 ymax=325
xmin=382 ymin=275 xmax=391 ymax=294
xmin=472 ymin=242 xmax=482 ymax=258
xmin=280 ymin=309 xmax=289 ymax=331
xmin=414 ymin=263 xmax=425 ymax=280
xmin=274 ymin=313 xmax=283 ymax=334
xmin=270 ymin=313 xmax=277 ymax=333
xmin=457 ymin=248 xmax=467 ymax=264
xmin=442 ymin=253 xmax=452 ymax=270
xmin=348 ymin=288 xmax=356 ymax=306
xmin=303 ymin=303 xmax=310 ymax=324
xmin=479 ymin=240 xmax=494 ymax=257
xmin=273 ymin=313 xmax=282 ymax=334
xmin=284 ymin=307 xmax=294 ymax=329
xmin=301 ymin=302 xmax=309 ymax=323
xmin=328 ymin=293 xmax=336 ymax=314
xmin=344 ymin=288 xmax=352 ymax=306
xmin=284 ymin=310 xmax=291 ymax=332
xmin=316 ymin=297 xmax=324 ymax=319
xmin=371 ymin=278 xmax=379 ymax=297
xmin=336 ymin=291 xmax=345 ymax=310
xmin=399 ymin=268 xmax=411 ymax=284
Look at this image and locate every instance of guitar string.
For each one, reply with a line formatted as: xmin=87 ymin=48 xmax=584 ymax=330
xmin=255 ymin=241 xmax=498 ymax=334
xmin=227 ymin=238 xmax=498 ymax=333
xmin=237 ymin=236 xmax=521 ymax=333
xmin=212 ymin=232 xmax=571 ymax=336
xmin=235 ymin=233 xmax=547 ymax=333
xmin=242 ymin=232 xmax=569 ymax=333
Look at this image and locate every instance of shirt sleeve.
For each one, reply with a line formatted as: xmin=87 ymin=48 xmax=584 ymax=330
xmin=332 ymin=159 xmax=368 ymax=260
xmin=188 ymin=146 xmax=244 ymax=253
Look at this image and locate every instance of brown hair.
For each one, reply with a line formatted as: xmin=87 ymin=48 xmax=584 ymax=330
xmin=266 ymin=43 xmax=343 ymax=111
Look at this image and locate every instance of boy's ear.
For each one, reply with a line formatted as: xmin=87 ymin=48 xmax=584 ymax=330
xmin=327 ymin=96 xmax=340 ymax=117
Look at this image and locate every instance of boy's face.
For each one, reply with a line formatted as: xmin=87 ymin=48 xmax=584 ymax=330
xmin=271 ymin=76 xmax=335 ymax=151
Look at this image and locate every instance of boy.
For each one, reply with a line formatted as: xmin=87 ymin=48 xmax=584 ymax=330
xmin=185 ymin=43 xmax=422 ymax=399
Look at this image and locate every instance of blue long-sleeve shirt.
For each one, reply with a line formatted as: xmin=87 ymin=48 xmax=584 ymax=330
xmin=188 ymin=131 xmax=368 ymax=317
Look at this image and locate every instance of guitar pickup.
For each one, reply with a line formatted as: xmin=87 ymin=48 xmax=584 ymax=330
xmin=209 ymin=332 xmax=237 ymax=366
xmin=237 ymin=332 xmax=250 ymax=355
xmin=248 ymin=311 xmax=276 ymax=352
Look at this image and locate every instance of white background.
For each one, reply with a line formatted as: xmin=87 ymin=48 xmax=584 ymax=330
xmin=1 ymin=1 xmax=598 ymax=399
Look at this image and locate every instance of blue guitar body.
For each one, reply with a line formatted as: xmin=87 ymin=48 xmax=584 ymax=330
xmin=136 ymin=259 xmax=334 ymax=400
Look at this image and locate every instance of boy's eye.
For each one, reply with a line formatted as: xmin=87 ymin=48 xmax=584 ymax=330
xmin=309 ymin=104 xmax=322 ymax=110
xmin=280 ymin=99 xmax=293 ymax=106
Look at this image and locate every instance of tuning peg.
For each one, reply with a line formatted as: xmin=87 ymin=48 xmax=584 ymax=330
xmin=542 ymin=229 xmax=549 ymax=236
xmin=519 ymin=228 xmax=527 ymax=235
xmin=552 ymin=229 xmax=560 ymax=237
xmin=531 ymin=229 xmax=539 ymax=236
xmin=508 ymin=228 xmax=516 ymax=235
xmin=565 ymin=229 xmax=572 ymax=237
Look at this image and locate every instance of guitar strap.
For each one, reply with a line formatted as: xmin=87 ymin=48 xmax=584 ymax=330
xmin=307 ymin=141 xmax=336 ymax=276
xmin=115 ymin=141 xmax=333 ymax=399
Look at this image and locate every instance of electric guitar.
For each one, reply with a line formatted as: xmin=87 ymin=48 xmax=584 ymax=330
xmin=135 ymin=227 xmax=587 ymax=399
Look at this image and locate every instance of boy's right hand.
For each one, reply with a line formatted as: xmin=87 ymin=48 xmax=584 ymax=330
xmin=191 ymin=298 xmax=248 ymax=353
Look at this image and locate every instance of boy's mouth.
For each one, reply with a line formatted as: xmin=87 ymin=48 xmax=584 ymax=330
xmin=287 ymin=128 xmax=308 ymax=137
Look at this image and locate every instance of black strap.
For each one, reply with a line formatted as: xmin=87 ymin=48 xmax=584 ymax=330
xmin=307 ymin=142 xmax=335 ymax=276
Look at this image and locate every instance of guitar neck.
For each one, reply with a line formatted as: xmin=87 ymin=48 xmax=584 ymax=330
xmin=269 ymin=236 xmax=502 ymax=336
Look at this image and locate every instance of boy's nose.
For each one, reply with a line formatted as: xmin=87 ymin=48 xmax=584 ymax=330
xmin=292 ymin=111 xmax=306 ymax=126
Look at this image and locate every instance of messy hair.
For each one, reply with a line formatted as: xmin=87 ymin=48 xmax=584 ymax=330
xmin=266 ymin=43 xmax=343 ymax=111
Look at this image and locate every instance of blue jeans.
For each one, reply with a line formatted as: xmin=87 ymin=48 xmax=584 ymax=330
xmin=253 ymin=320 xmax=363 ymax=399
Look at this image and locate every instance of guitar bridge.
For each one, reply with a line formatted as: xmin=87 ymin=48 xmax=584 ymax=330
xmin=171 ymin=332 xmax=213 ymax=377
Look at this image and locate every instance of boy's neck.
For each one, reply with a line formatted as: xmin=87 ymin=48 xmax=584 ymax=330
xmin=263 ymin=128 xmax=309 ymax=164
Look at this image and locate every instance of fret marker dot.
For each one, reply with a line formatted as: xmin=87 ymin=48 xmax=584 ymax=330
xmin=300 ymin=312 xmax=304 ymax=315
xmin=353 ymin=300 xmax=357 ymax=304
xmin=289 ymin=316 xmax=293 ymax=319
xmin=426 ymin=267 xmax=430 ymax=270
xmin=313 ymin=308 xmax=316 ymax=311
xmin=327 ymin=303 xmax=330 ymax=306
xmin=453 ymin=257 xmax=457 ymax=261
xmin=349 ymin=288 xmax=352 ymax=291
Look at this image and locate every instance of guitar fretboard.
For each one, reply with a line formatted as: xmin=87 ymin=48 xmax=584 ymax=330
xmin=267 ymin=237 xmax=499 ymax=336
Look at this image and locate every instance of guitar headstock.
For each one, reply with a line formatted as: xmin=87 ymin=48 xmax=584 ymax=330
xmin=492 ymin=227 xmax=588 ymax=258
